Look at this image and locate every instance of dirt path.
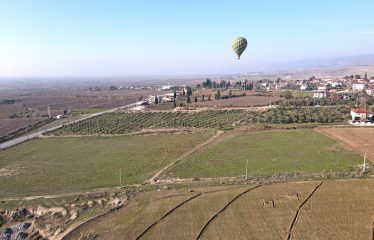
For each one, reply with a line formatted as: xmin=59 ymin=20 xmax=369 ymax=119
xmin=145 ymin=130 xmax=224 ymax=184
xmin=286 ymin=180 xmax=324 ymax=240
xmin=195 ymin=185 xmax=261 ymax=240
xmin=0 ymin=184 xmax=142 ymax=201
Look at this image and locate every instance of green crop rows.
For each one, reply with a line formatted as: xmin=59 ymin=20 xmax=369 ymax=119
xmin=52 ymin=110 xmax=248 ymax=135
xmin=51 ymin=107 xmax=350 ymax=135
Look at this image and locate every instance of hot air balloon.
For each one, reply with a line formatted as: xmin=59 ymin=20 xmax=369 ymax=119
xmin=231 ymin=36 xmax=247 ymax=60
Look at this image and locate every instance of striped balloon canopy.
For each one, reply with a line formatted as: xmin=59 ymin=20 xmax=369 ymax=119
xmin=231 ymin=36 xmax=247 ymax=60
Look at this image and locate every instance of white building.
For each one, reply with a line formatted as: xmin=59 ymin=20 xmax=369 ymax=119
xmin=313 ymin=92 xmax=328 ymax=99
xmin=161 ymin=84 xmax=178 ymax=91
xmin=352 ymin=83 xmax=366 ymax=92
xmin=300 ymin=84 xmax=308 ymax=91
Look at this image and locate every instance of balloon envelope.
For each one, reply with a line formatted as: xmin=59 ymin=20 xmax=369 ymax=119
xmin=231 ymin=36 xmax=247 ymax=59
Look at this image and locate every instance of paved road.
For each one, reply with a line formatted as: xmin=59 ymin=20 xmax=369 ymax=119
xmin=0 ymin=103 xmax=136 ymax=150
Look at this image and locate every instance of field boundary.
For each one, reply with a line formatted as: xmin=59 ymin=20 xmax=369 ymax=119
xmin=135 ymin=193 xmax=202 ymax=239
xmin=316 ymin=128 xmax=373 ymax=163
xmin=58 ymin=204 xmax=124 ymax=240
xmin=286 ymin=180 xmax=324 ymax=240
xmin=145 ymin=130 xmax=224 ymax=183
xmin=195 ymin=185 xmax=261 ymax=240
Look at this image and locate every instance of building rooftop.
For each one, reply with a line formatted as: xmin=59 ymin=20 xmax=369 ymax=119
xmin=352 ymin=107 xmax=368 ymax=114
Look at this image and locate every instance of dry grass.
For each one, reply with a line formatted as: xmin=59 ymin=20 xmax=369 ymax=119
xmin=319 ymin=128 xmax=374 ymax=162
xmin=293 ymin=179 xmax=374 ymax=240
xmin=143 ymin=186 xmax=249 ymax=240
xmin=202 ymin=181 xmax=318 ymax=240
xmin=70 ymin=180 xmax=374 ymax=240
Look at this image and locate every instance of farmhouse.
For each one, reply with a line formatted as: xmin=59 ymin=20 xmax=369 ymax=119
xmin=351 ymin=107 xmax=374 ymax=122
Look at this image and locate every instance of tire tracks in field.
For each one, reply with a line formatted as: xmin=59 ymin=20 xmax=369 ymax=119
xmin=286 ymin=180 xmax=324 ymax=240
xmin=196 ymin=185 xmax=261 ymax=240
xmin=135 ymin=193 xmax=202 ymax=240
xmin=135 ymin=185 xmax=248 ymax=239
xmin=145 ymin=130 xmax=224 ymax=184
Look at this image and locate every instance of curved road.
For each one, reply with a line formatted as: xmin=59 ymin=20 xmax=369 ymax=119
xmin=0 ymin=103 xmax=136 ymax=150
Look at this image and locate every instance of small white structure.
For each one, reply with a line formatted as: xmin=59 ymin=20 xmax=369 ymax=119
xmin=56 ymin=114 xmax=63 ymax=119
xmin=300 ymin=84 xmax=308 ymax=91
xmin=352 ymin=83 xmax=366 ymax=92
xmin=313 ymin=92 xmax=328 ymax=99
xmin=161 ymin=84 xmax=178 ymax=91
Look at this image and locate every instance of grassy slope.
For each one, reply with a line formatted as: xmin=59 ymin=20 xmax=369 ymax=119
xmin=165 ymin=130 xmax=362 ymax=179
xmin=0 ymin=132 xmax=212 ymax=197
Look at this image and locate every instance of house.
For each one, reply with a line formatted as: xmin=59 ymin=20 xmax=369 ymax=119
xmin=313 ymin=91 xmax=328 ymax=99
xmin=366 ymin=89 xmax=373 ymax=96
xmin=351 ymin=107 xmax=373 ymax=122
xmin=300 ymin=84 xmax=309 ymax=91
xmin=352 ymin=83 xmax=366 ymax=92
xmin=317 ymin=85 xmax=327 ymax=91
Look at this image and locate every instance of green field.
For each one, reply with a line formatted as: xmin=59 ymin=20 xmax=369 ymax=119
xmin=163 ymin=130 xmax=362 ymax=179
xmin=0 ymin=132 xmax=213 ymax=197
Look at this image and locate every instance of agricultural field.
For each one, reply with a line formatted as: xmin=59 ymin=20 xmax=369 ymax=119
xmin=292 ymin=179 xmax=374 ymax=240
xmin=0 ymin=88 xmax=158 ymax=141
xmin=50 ymin=110 xmax=249 ymax=135
xmin=239 ymin=106 xmax=350 ymax=125
xmin=319 ymin=128 xmax=374 ymax=162
xmin=192 ymin=95 xmax=281 ymax=108
xmin=50 ymin=107 xmax=352 ymax=137
xmin=0 ymin=118 xmax=48 ymax=141
xmin=162 ymin=129 xmax=363 ymax=180
xmin=69 ymin=179 xmax=374 ymax=240
xmin=0 ymin=131 xmax=213 ymax=197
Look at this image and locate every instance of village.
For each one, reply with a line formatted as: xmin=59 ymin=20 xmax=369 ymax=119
xmin=126 ymin=73 xmax=374 ymax=125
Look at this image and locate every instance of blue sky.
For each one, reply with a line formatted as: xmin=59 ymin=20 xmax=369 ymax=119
xmin=1 ymin=0 xmax=374 ymax=76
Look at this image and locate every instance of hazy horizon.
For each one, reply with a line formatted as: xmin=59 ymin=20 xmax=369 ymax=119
xmin=2 ymin=0 xmax=374 ymax=77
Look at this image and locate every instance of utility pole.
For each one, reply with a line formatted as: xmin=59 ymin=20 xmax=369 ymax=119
xmin=119 ymin=168 xmax=122 ymax=187
xmin=246 ymin=159 xmax=248 ymax=180
xmin=363 ymin=152 xmax=367 ymax=173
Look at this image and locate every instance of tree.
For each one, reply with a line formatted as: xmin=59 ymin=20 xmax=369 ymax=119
xmin=217 ymin=89 xmax=221 ymax=99
xmin=154 ymin=95 xmax=159 ymax=104
xmin=173 ymin=99 xmax=176 ymax=108
xmin=194 ymin=96 xmax=198 ymax=103
xmin=365 ymin=72 xmax=368 ymax=80
xmin=196 ymin=83 xmax=201 ymax=88
xmin=202 ymin=94 xmax=205 ymax=101
xmin=208 ymin=95 xmax=211 ymax=101
xmin=187 ymin=95 xmax=191 ymax=104
xmin=284 ymin=91 xmax=293 ymax=100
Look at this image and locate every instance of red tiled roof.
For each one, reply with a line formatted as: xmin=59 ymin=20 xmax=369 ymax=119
xmin=352 ymin=107 xmax=368 ymax=113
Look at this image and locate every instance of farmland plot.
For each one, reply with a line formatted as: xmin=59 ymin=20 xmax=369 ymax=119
xmin=142 ymin=186 xmax=251 ymax=240
xmin=69 ymin=190 xmax=198 ymax=240
xmin=164 ymin=130 xmax=362 ymax=180
xmin=202 ymin=181 xmax=318 ymax=240
xmin=319 ymin=128 xmax=374 ymax=162
xmin=0 ymin=132 xmax=212 ymax=197
xmin=292 ymin=179 xmax=374 ymax=240
xmin=51 ymin=110 xmax=249 ymax=135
